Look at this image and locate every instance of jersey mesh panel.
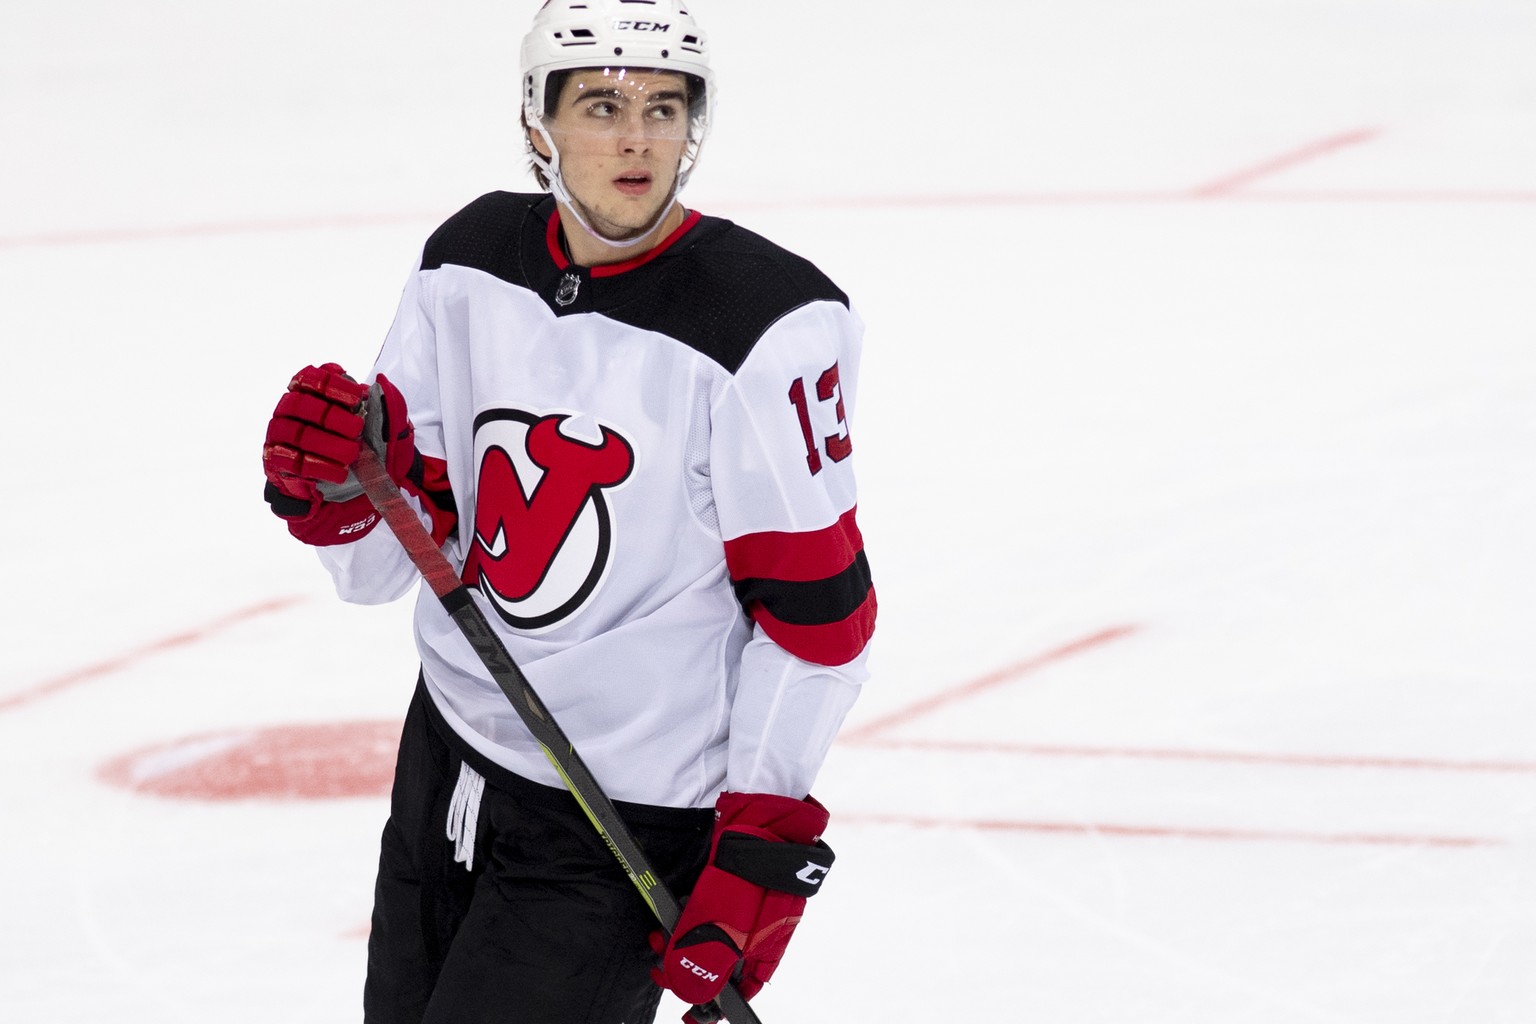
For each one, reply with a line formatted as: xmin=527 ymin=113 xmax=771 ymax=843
xmin=685 ymin=374 xmax=718 ymax=533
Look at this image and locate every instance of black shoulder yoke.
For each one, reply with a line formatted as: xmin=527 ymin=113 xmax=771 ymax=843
xmin=417 ymin=192 xmax=850 ymax=375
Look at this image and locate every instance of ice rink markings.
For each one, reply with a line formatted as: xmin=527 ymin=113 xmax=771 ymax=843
xmin=842 ymin=813 xmax=1501 ymax=850
xmin=839 ymin=627 xmax=1519 ymax=849
xmin=839 ymin=625 xmax=1141 ymax=743
xmin=855 ymin=736 xmax=1536 ymax=777
xmin=9 ymin=134 xmax=1536 ymax=256
xmin=1190 ymin=127 xmax=1381 ymax=197
xmin=0 ymin=595 xmax=309 ymax=715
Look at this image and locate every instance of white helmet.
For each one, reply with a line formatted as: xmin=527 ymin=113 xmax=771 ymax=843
xmin=520 ymin=0 xmax=715 ymax=240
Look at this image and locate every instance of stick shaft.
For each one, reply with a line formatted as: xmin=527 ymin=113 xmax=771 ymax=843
xmin=353 ymin=446 xmax=758 ymax=1024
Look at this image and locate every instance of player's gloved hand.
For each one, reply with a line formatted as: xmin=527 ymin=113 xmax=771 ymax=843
xmin=650 ymin=792 xmax=835 ymax=1020
xmin=262 ymin=363 xmax=416 ymax=545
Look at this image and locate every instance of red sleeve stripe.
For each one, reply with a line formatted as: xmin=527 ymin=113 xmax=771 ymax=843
xmin=723 ymin=507 xmax=864 ymax=584
xmin=725 ymin=506 xmax=875 ymax=666
xmin=751 ymin=588 xmax=877 ymax=667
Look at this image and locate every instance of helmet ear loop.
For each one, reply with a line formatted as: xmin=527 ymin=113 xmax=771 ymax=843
xmin=533 ymin=121 xmax=689 ymax=250
xmin=527 ymin=117 xmax=575 ymax=209
xmin=527 ymin=115 xmax=627 ymax=243
xmin=675 ymin=124 xmax=708 ymax=193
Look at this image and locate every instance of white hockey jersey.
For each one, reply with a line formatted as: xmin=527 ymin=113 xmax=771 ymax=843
xmin=319 ymin=193 xmax=875 ymax=808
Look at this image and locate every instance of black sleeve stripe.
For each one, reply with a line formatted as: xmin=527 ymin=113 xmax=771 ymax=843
xmin=731 ymin=551 xmax=872 ymax=627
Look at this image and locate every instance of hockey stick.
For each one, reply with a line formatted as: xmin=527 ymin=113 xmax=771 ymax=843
xmin=352 ymin=442 xmax=760 ymax=1024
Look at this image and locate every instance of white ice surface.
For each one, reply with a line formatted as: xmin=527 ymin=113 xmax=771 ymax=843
xmin=3 ymin=0 xmax=1534 ymax=1021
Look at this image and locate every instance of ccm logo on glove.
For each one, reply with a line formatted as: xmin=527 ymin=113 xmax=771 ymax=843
xmin=262 ymin=364 xmax=456 ymax=548
xmin=651 ymin=792 xmax=835 ymax=1019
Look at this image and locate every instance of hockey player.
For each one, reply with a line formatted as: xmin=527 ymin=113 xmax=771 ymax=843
xmin=260 ymin=2 xmax=874 ymax=1022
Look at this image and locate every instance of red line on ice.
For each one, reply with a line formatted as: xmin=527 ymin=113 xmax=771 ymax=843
xmin=844 ymin=813 xmax=1501 ymax=849
xmin=99 ymin=720 xmax=399 ymax=801
xmin=839 ymin=625 xmax=1140 ymax=743
xmin=742 ymin=187 xmax=1536 ymax=210
xmin=1204 ymin=189 xmax=1536 ymax=204
xmin=858 ymin=737 xmax=1536 ymax=776
xmin=1190 ymin=127 xmax=1380 ymax=196
xmin=9 ymin=181 xmax=1536 ymax=250
xmin=0 ymin=211 xmax=444 ymax=249
xmin=0 ymin=596 xmax=308 ymax=714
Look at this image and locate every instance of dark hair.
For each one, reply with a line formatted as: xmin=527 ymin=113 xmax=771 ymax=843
xmin=543 ymin=69 xmax=577 ymax=120
xmin=542 ymin=68 xmax=705 ymax=119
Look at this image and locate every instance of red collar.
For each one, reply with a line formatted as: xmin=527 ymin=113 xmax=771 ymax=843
xmin=546 ymin=207 xmax=703 ymax=278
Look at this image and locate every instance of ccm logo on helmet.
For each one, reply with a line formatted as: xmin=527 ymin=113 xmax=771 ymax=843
xmin=614 ymin=20 xmax=671 ymax=31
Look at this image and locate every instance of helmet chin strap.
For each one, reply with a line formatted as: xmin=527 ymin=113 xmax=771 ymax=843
xmin=532 ymin=125 xmax=681 ymax=251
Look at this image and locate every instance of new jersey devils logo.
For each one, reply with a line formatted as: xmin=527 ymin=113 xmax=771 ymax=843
xmin=463 ymin=409 xmax=635 ymax=630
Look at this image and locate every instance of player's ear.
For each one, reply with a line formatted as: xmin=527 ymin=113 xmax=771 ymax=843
xmin=522 ymin=110 xmax=553 ymax=159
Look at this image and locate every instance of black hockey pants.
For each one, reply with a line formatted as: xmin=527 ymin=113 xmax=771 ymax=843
xmin=363 ymin=679 xmax=713 ymax=1024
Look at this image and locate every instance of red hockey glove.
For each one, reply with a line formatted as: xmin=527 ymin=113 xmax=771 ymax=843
xmin=650 ymin=793 xmax=835 ymax=1018
xmin=261 ymin=363 xmax=417 ymax=546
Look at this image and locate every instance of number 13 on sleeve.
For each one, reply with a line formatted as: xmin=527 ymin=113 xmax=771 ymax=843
xmin=787 ymin=362 xmax=852 ymax=477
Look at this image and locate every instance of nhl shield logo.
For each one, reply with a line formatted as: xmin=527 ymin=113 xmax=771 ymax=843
xmin=462 ymin=408 xmax=635 ymax=630
xmin=555 ymin=272 xmax=581 ymax=307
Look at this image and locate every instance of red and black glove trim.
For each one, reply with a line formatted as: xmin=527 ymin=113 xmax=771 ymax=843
xmin=651 ymin=793 xmax=833 ymax=1018
xmin=712 ymin=832 xmax=835 ymax=898
xmin=262 ymin=365 xmax=457 ymax=547
xmin=400 ymin=446 xmax=458 ymax=538
xmin=263 ymin=480 xmax=315 ymax=519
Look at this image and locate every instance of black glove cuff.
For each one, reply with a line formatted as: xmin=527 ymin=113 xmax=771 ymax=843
xmin=714 ymin=832 xmax=835 ymax=897
xmin=264 ymin=481 xmax=314 ymax=520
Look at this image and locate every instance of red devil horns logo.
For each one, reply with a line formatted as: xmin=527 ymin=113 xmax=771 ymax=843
xmin=463 ymin=410 xmax=635 ymax=629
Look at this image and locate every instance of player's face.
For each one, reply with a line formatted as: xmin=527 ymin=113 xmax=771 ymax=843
xmin=535 ymin=68 xmax=693 ymax=240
